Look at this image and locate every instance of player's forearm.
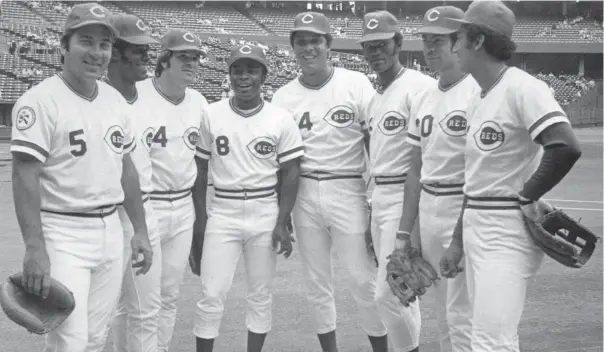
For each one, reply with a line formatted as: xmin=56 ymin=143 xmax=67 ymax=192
xmin=363 ymin=129 xmax=370 ymax=156
xmin=12 ymin=155 xmax=44 ymax=250
xmin=276 ymin=159 xmax=301 ymax=227
xmin=451 ymin=197 xmax=467 ymax=244
xmin=398 ymin=148 xmax=422 ymax=236
xmin=121 ymin=155 xmax=148 ymax=235
xmin=192 ymin=158 xmax=209 ymax=226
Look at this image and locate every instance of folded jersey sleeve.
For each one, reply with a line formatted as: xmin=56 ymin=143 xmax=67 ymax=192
xmin=277 ymin=112 xmax=304 ymax=164
xmin=10 ymin=93 xmax=55 ymax=163
xmin=356 ymin=73 xmax=376 ymax=132
xmin=195 ymin=108 xmax=212 ymax=160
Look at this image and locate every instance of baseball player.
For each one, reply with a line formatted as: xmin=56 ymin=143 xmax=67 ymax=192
xmin=439 ymin=1 xmax=582 ymax=351
xmin=102 ymin=14 xmax=163 ymax=352
xmin=272 ymin=12 xmax=388 ymax=352
xmin=137 ymin=29 xmax=210 ymax=351
xmin=397 ymin=6 xmax=478 ymax=352
xmin=358 ymin=10 xmax=436 ymax=352
xmin=191 ymin=44 xmax=303 ymax=352
xmin=10 ymin=3 xmax=152 ymax=351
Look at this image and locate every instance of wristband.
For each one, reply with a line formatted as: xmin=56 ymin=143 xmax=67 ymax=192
xmin=396 ymin=230 xmax=411 ymax=240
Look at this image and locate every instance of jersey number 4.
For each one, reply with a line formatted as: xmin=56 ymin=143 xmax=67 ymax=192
xmin=69 ymin=129 xmax=87 ymax=157
xmin=153 ymin=126 xmax=168 ymax=147
xmin=298 ymin=112 xmax=313 ymax=131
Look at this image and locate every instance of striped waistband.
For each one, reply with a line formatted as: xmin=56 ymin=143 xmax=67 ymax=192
xmin=374 ymin=174 xmax=407 ymax=185
xmin=150 ymin=189 xmax=192 ymax=202
xmin=422 ymin=183 xmax=464 ymax=196
xmin=465 ymin=195 xmax=531 ymax=210
xmin=214 ymin=185 xmax=276 ymax=200
xmin=301 ymin=171 xmax=362 ymax=181
xmin=41 ymin=204 xmax=118 ymax=218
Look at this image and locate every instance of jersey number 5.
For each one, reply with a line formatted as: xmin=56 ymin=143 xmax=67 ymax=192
xmin=298 ymin=112 xmax=313 ymax=131
xmin=216 ymin=135 xmax=230 ymax=156
xmin=69 ymin=129 xmax=87 ymax=157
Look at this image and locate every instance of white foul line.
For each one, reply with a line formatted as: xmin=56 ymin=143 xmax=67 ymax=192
xmin=545 ymin=199 xmax=603 ymax=204
xmin=553 ymin=206 xmax=603 ymax=212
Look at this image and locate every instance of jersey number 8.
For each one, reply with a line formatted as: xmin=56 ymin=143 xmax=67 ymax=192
xmin=216 ymin=135 xmax=230 ymax=156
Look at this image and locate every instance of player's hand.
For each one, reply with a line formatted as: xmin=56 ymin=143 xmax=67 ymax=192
xmin=22 ymin=243 xmax=51 ymax=299
xmin=440 ymin=237 xmax=464 ymax=278
xmin=189 ymin=220 xmax=206 ymax=276
xmin=131 ymin=232 xmax=153 ymax=276
xmin=272 ymin=223 xmax=295 ymax=259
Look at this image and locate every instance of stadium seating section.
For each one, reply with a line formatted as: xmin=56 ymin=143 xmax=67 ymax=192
xmin=0 ymin=0 xmax=601 ymax=105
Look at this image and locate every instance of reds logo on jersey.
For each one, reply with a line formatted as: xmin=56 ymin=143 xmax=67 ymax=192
xmin=439 ymin=110 xmax=468 ymax=137
xmin=105 ymin=125 xmax=125 ymax=154
xmin=247 ymin=136 xmax=277 ymax=159
xmin=378 ymin=111 xmax=407 ymax=136
xmin=142 ymin=127 xmax=155 ymax=152
xmin=473 ymin=121 xmax=505 ymax=151
xmin=183 ymin=126 xmax=200 ymax=150
xmin=323 ymin=105 xmax=355 ymax=128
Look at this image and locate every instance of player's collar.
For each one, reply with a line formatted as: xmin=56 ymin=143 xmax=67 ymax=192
xmin=298 ymin=66 xmax=335 ymax=90
xmin=480 ymin=66 xmax=509 ymax=98
xmin=376 ymin=67 xmax=406 ymax=95
xmin=229 ymin=97 xmax=264 ymax=118
xmin=153 ymin=78 xmax=185 ymax=105
xmin=57 ymin=73 xmax=98 ymax=102
xmin=438 ymin=73 xmax=469 ymax=92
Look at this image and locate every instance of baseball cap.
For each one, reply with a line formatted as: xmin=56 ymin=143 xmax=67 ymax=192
xmin=447 ymin=0 xmax=515 ymax=38
xmin=227 ymin=44 xmax=269 ymax=73
xmin=418 ymin=6 xmax=464 ymax=35
xmin=160 ymin=29 xmax=205 ymax=54
xmin=63 ymin=3 xmax=118 ymax=38
xmin=357 ymin=11 xmax=399 ymax=44
xmin=291 ymin=12 xmax=330 ymax=35
xmin=113 ymin=14 xmax=158 ymax=45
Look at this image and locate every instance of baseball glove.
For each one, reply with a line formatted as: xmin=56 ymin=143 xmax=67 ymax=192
xmin=523 ymin=208 xmax=599 ymax=268
xmin=386 ymin=238 xmax=439 ymax=306
xmin=0 ymin=273 xmax=75 ymax=335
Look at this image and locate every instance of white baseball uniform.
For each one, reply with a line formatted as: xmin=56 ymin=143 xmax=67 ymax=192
xmin=367 ymin=67 xmax=434 ymax=351
xmin=107 ymin=80 xmax=162 ymax=352
xmin=408 ymin=73 xmax=480 ymax=352
xmin=11 ymin=74 xmax=135 ymax=352
xmin=462 ymin=67 xmax=570 ymax=351
xmin=272 ymin=67 xmax=386 ymax=337
xmin=193 ymin=98 xmax=304 ymax=339
xmin=136 ymin=77 xmax=209 ymax=351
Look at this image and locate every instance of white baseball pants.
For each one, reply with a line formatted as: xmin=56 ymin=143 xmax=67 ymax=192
xmin=40 ymin=207 xmax=123 ymax=352
xmin=112 ymin=198 xmax=162 ymax=352
xmin=293 ymin=174 xmax=387 ymax=337
xmin=150 ymin=190 xmax=196 ymax=352
xmin=193 ymin=188 xmax=278 ymax=339
xmin=370 ymin=178 xmax=421 ymax=352
xmin=419 ymin=184 xmax=472 ymax=352
xmin=463 ymin=196 xmax=545 ymax=352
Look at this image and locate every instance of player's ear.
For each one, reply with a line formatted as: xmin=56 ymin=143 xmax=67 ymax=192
xmin=472 ymin=33 xmax=486 ymax=52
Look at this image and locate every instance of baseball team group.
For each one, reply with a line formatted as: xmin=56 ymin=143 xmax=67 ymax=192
xmin=8 ymin=0 xmax=584 ymax=351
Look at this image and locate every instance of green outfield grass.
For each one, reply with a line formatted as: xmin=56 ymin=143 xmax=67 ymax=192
xmin=0 ymin=128 xmax=601 ymax=352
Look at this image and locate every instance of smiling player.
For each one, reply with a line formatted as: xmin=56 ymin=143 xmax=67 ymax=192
xmin=10 ymin=3 xmax=151 ymax=351
xmin=397 ymin=6 xmax=478 ymax=352
xmin=272 ymin=12 xmax=388 ymax=352
xmin=440 ymin=1 xmax=582 ymax=351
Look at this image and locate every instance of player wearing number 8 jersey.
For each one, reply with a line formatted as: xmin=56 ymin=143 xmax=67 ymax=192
xmin=272 ymin=12 xmax=388 ymax=352
xmin=439 ymin=2 xmax=582 ymax=351
xmin=136 ymin=29 xmax=209 ymax=352
xmin=192 ymin=44 xmax=303 ymax=352
xmin=10 ymin=3 xmax=151 ymax=351
xmin=359 ymin=10 xmax=434 ymax=352
xmin=398 ymin=6 xmax=477 ymax=352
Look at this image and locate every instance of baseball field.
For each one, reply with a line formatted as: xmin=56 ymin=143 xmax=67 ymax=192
xmin=0 ymin=127 xmax=601 ymax=352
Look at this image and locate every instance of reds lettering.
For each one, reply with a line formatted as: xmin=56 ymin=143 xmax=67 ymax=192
xmin=111 ymin=131 xmax=124 ymax=148
xmin=383 ymin=116 xmax=402 ymax=131
xmin=480 ymin=127 xmax=504 ymax=144
xmin=447 ymin=116 xmax=467 ymax=131
xmin=331 ymin=111 xmax=354 ymax=123
xmin=255 ymin=141 xmax=276 ymax=155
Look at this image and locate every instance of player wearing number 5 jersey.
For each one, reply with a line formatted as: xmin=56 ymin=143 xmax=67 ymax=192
xmin=272 ymin=12 xmax=388 ymax=352
xmin=136 ymin=29 xmax=209 ymax=352
xmin=192 ymin=44 xmax=303 ymax=352
xmin=102 ymin=14 xmax=163 ymax=352
xmin=439 ymin=2 xmax=582 ymax=351
xmin=10 ymin=4 xmax=151 ymax=351
xmin=398 ymin=7 xmax=478 ymax=352
xmin=359 ymin=10 xmax=434 ymax=352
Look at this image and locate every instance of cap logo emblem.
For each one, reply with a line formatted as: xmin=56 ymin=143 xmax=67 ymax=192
xmin=301 ymin=14 xmax=314 ymax=24
xmin=183 ymin=32 xmax=195 ymax=42
xmin=427 ymin=9 xmax=440 ymax=22
xmin=136 ymin=19 xmax=147 ymax=31
xmin=90 ymin=5 xmax=106 ymax=18
xmin=239 ymin=45 xmax=252 ymax=54
xmin=366 ymin=18 xmax=379 ymax=29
